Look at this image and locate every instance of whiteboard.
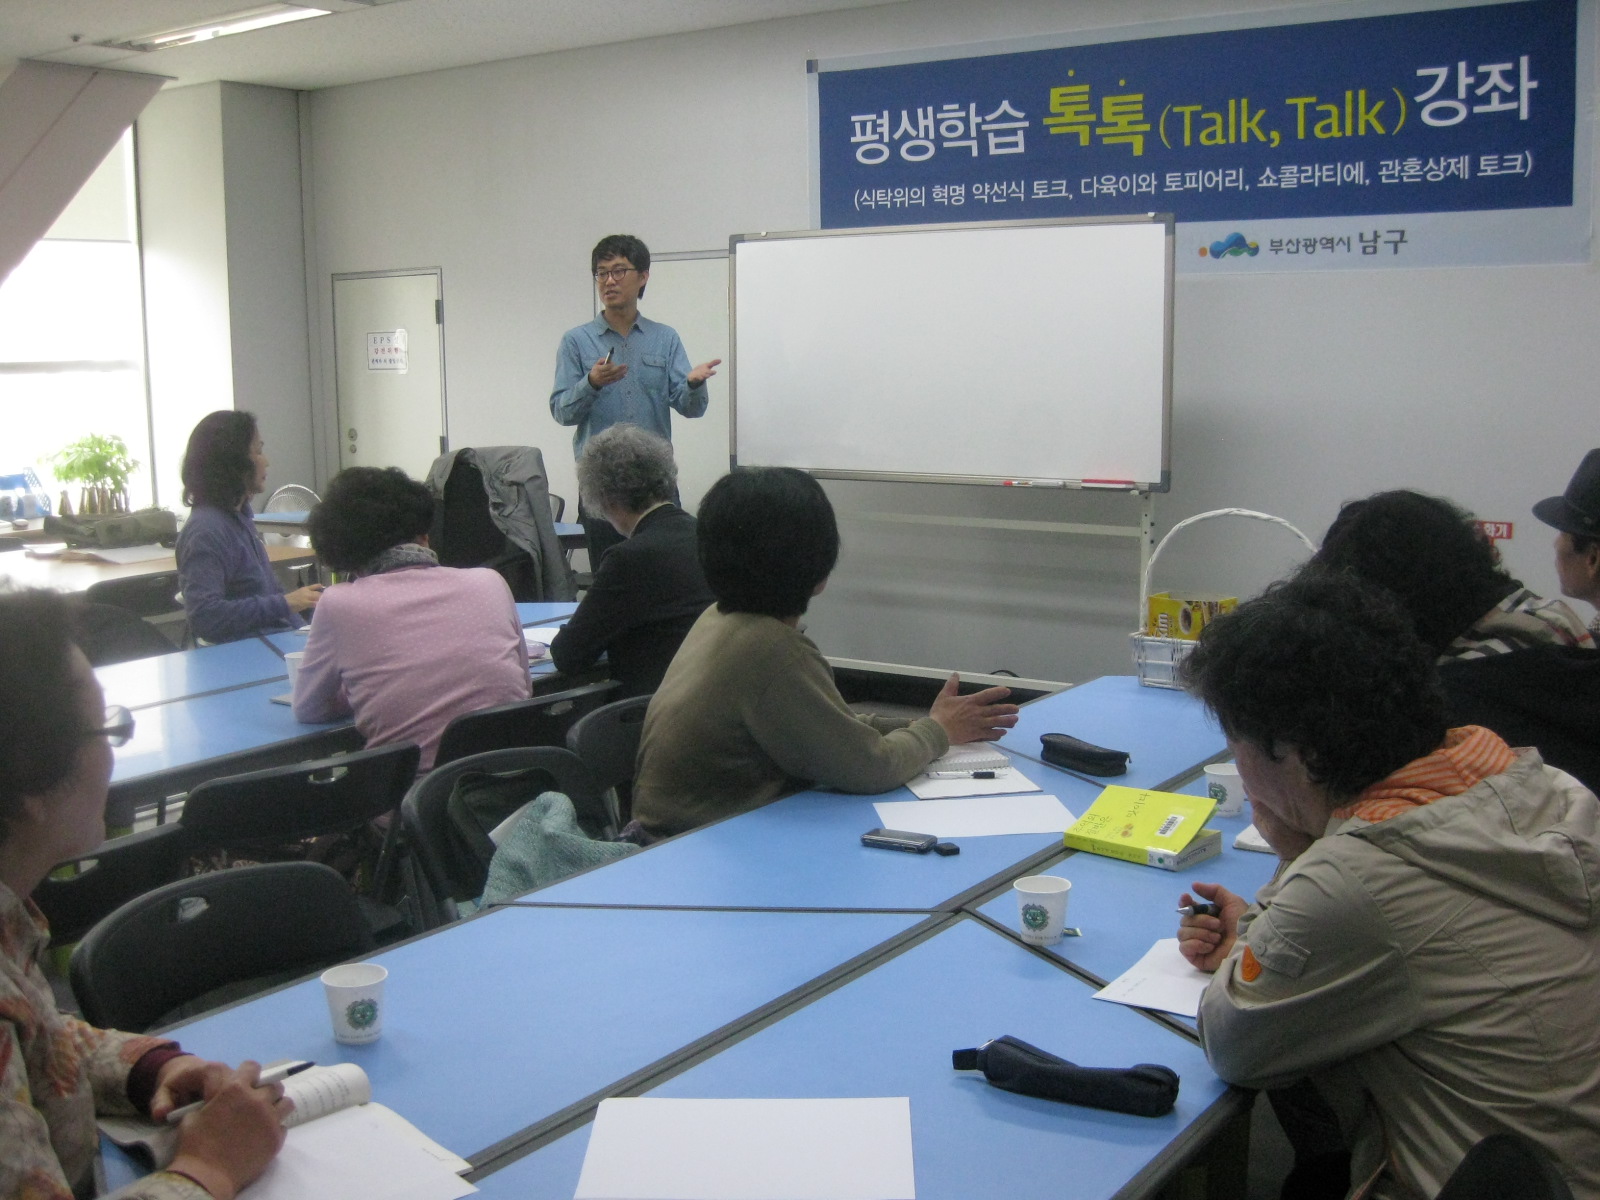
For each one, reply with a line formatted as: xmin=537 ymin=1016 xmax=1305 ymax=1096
xmin=731 ymin=216 xmax=1172 ymax=489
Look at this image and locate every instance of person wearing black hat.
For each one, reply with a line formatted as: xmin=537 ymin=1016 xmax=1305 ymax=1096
xmin=1535 ymin=448 xmax=1600 ymax=638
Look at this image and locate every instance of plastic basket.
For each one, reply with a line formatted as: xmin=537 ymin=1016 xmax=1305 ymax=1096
xmin=1131 ymin=508 xmax=1316 ymax=689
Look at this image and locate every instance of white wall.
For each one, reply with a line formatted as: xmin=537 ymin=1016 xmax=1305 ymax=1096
xmin=138 ymin=82 xmax=315 ymax=510
xmin=299 ymin=0 xmax=1600 ymax=683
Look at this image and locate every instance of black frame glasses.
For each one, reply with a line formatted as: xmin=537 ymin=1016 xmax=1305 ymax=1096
xmin=593 ymin=267 xmax=638 ymax=283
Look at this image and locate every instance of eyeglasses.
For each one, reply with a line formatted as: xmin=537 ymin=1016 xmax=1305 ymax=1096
xmin=85 ymin=705 xmax=135 ymax=747
xmin=593 ymin=267 xmax=638 ymax=283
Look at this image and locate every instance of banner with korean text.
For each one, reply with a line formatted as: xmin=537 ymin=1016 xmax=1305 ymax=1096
xmin=813 ymin=0 xmax=1586 ymax=271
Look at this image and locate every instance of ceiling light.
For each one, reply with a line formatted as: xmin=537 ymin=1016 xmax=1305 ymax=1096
xmin=102 ymin=5 xmax=332 ymax=52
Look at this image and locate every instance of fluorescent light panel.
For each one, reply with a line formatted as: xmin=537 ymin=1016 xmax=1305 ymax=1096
xmin=103 ymin=4 xmax=331 ymax=52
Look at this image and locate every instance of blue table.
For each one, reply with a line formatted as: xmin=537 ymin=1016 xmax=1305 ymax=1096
xmin=516 ymin=601 xmax=579 ymax=627
xmin=973 ymin=771 xmax=1278 ymax=1018
xmin=521 ymin=678 xmax=1226 ymax=912
xmin=477 ymin=917 xmax=1235 ymax=1199
xmin=523 ymin=749 xmax=1095 ymax=912
xmin=999 ymin=676 xmax=1226 ymax=790
xmin=97 ymin=638 xmax=287 ymax=711
xmin=155 ymin=905 xmax=926 ymax=1162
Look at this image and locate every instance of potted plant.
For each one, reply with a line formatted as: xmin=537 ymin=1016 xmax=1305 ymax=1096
xmin=49 ymin=434 xmax=138 ymax=515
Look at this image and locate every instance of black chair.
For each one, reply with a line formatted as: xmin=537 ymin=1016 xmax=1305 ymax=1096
xmin=1435 ymin=1133 xmax=1575 ymax=1200
xmin=178 ymin=742 xmax=421 ymax=936
xmin=34 ymin=824 xmax=192 ymax=947
xmin=85 ymin=572 xmax=184 ymax=618
xmin=71 ymin=600 xmax=179 ymax=666
xmin=431 ymin=457 xmax=540 ymax=600
xmin=549 ymin=493 xmax=567 ymax=523
xmin=400 ymin=746 xmax=610 ymax=927
xmin=565 ymin=693 xmax=650 ymax=825
xmin=69 ymin=862 xmax=373 ymax=1032
xmin=433 ymin=679 xmax=620 ymax=767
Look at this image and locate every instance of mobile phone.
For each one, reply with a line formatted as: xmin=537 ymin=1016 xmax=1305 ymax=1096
xmin=861 ymin=828 xmax=937 ymax=853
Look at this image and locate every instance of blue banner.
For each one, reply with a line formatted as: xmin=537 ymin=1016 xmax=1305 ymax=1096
xmin=816 ymin=0 xmax=1577 ymax=243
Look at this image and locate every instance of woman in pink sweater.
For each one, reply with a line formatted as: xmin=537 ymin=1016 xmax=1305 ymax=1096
xmin=293 ymin=467 xmax=530 ymax=770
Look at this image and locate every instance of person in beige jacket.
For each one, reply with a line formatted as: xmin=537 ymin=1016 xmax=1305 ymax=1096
xmin=1176 ymin=569 xmax=1600 ymax=1200
xmin=632 ymin=467 xmax=1018 ymax=839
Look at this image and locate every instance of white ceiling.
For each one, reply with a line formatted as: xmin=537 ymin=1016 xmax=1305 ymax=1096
xmin=2 ymin=0 xmax=905 ymax=92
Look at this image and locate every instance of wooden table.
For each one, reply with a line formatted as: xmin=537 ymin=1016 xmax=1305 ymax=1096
xmin=0 ymin=542 xmax=313 ymax=594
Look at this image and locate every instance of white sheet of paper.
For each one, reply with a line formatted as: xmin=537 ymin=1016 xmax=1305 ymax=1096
xmin=1093 ymin=938 xmax=1212 ymax=1019
xmin=574 ymin=1097 xmax=915 ymax=1200
xmin=905 ymin=769 xmax=1040 ymax=800
xmin=872 ymin=794 xmax=1074 ymax=838
xmin=1234 ymin=823 xmax=1274 ymax=853
xmin=78 ymin=544 xmax=172 ymax=564
xmin=242 ymin=1103 xmax=475 ymax=1200
xmin=523 ymin=621 xmax=567 ymax=648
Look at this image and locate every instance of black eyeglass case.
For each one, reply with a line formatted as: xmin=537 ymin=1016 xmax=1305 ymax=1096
xmin=1039 ymin=733 xmax=1130 ymax=776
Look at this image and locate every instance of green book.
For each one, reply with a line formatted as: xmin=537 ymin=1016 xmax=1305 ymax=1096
xmin=1063 ymin=785 xmax=1221 ymax=870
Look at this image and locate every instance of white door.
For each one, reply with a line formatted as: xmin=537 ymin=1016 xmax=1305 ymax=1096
xmin=332 ymin=270 xmax=447 ymax=479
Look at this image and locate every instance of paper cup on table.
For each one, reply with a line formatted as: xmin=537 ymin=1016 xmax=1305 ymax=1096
xmin=1013 ymin=876 xmax=1071 ymax=946
xmin=1203 ymin=762 xmax=1246 ymax=817
xmin=283 ymin=651 xmax=305 ymax=700
xmin=322 ymin=962 xmax=387 ymax=1044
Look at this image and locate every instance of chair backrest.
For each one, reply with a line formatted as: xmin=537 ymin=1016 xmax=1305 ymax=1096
xmin=179 ymin=742 xmax=420 ymax=849
xmin=566 ymin=693 xmax=651 ymax=793
xmin=72 ymin=600 xmax=179 ymax=666
xmin=548 ymin=493 xmax=567 ymax=523
xmin=1435 ymin=1133 xmax=1575 ymax=1200
xmin=85 ymin=571 xmax=183 ymax=618
xmin=401 ymin=745 xmax=610 ymax=917
xmin=70 ymin=861 xmax=373 ymax=1031
xmin=434 ymin=679 xmax=621 ymax=767
xmin=33 ymin=824 xmax=192 ymax=946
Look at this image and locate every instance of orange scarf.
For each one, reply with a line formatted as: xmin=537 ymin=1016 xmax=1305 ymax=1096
xmin=1332 ymin=725 xmax=1516 ymax=824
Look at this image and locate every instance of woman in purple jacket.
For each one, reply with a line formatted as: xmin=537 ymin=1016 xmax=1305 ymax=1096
xmin=174 ymin=411 xmax=323 ymax=643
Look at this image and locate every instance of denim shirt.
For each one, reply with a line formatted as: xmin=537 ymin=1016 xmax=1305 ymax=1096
xmin=548 ymin=313 xmax=708 ymax=458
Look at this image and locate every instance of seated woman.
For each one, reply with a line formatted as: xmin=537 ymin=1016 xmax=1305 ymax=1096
xmin=550 ymin=424 xmax=714 ymax=697
xmin=0 ymin=587 xmax=290 ymax=1200
xmin=1311 ymin=488 xmax=1593 ymax=660
xmin=174 ymin=411 xmax=323 ymax=643
xmin=1175 ymin=570 xmax=1600 ymax=1198
xmin=295 ymin=467 xmax=531 ymax=770
xmin=631 ymin=466 xmax=1019 ymax=839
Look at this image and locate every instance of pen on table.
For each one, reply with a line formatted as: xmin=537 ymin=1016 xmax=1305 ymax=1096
xmin=926 ymin=769 xmax=999 ymax=780
xmin=1176 ymin=902 xmax=1221 ymax=918
xmin=165 ymin=1060 xmax=315 ymax=1123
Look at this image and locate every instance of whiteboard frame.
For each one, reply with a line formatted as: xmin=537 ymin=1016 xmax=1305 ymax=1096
xmin=728 ymin=213 xmax=1175 ymax=492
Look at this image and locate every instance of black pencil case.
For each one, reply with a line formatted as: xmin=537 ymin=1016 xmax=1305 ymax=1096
xmin=952 ymin=1035 xmax=1179 ymax=1117
xmin=1040 ymin=732 xmax=1129 ymax=776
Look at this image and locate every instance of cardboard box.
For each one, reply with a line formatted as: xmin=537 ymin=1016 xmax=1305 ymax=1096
xmin=1145 ymin=592 xmax=1238 ymax=641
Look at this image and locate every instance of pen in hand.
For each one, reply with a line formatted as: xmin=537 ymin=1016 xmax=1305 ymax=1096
xmin=1176 ymin=902 xmax=1221 ymax=918
xmin=165 ymin=1060 xmax=315 ymax=1124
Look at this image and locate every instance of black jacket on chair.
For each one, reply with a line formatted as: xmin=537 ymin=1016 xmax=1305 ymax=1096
xmin=550 ymin=504 xmax=713 ymax=697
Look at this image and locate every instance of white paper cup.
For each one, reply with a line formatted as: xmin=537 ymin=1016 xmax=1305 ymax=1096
xmin=1013 ymin=875 xmax=1072 ymax=946
xmin=1203 ymin=763 xmax=1246 ymax=818
xmin=284 ymin=651 xmax=305 ymax=699
xmin=322 ymin=962 xmax=387 ymax=1044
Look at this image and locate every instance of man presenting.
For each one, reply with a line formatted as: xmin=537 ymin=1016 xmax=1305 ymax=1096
xmin=550 ymin=234 xmax=721 ymax=564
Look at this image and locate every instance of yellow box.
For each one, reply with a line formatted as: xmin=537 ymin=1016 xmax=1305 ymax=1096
xmin=1145 ymin=592 xmax=1238 ymax=641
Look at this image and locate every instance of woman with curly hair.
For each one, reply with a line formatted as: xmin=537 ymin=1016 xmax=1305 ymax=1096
xmin=1176 ymin=569 xmax=1600 ymax=1199
xmin=294 ymin=466 xmax=530 ymax=770
xmin=1311 ymin=488 xmax=1592 ymax=660
xmin=174 ymin=411 xmax=323 ymax=643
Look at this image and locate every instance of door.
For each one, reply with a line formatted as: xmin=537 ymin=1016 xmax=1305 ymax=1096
xmin=332 ymin=270 xmax=447 ymax=479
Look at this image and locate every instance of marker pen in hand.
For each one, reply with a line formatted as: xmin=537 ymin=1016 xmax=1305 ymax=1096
xmin=165 ymin=1060 xmax=315 ymax=1124
xmin=1175 ymin=902 xmax=1221 ymax=918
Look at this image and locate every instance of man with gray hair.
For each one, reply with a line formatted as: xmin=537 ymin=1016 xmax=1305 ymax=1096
xmin=550 ymin=424 xmax=713 ymax=697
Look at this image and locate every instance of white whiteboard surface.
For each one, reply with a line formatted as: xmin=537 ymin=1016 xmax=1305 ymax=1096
xmin=732 ymin=217 xmax=1172 ymax=488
